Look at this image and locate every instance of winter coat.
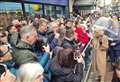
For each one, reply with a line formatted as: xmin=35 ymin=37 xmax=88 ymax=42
xmin=61 ymin=38 xmax=77 ymax=49
xmin=12 ymin=40 xmax=38 ymax=67
xmin=49 ymin=56 xmax=83 ymax=82
xmin=92 ymin=35 xmax=108 ymax=77
xmin=37 ymin=31 xmax=59 ymax=51
xmin=108 ymin=27 xmax=120 ymax=61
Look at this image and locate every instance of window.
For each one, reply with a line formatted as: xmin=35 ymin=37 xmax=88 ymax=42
xmin=0 ymin=2 xmax=22 ymax=12
xmin=44 ymin=5 xmax=55 ymax=17
xmin=24 ymin=3 xmax=43 ymax=17
xmin=56 ymin=6 xmax=64 ymax=17
xmin=0 ymin=2 xmax=22 ymax=27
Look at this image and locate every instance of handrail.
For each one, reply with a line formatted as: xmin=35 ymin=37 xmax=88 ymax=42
xmin=83 ymin=62 xmax=92 ymax=82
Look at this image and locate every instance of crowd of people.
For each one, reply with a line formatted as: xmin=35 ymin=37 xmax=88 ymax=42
xmin=0 ymin=11 xmax=120 ymax=82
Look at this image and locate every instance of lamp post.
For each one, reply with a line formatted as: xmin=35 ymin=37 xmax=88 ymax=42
xmin=104 ymin=0 xmax=105 ymax=7
xmin=21 ymin=1 xmax=26 ymax=17
xmin=104 ymin=0 xmax=106 ymax=13
xmin=68 ymin=0 xmax=75 ymax=17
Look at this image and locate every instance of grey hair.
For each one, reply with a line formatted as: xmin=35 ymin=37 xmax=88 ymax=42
xmin=16 ymin=63 xmax=44 ymax=82
xmin=20 ymin=25 xmax=35 ymax=39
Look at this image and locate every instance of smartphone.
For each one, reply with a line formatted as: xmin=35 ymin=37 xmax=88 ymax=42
xmin=0 ymin=63 xmax=7 ymax=77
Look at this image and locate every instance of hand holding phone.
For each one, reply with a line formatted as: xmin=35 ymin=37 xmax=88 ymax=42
xmin=0 ymin=63 xmax=16 ymax=82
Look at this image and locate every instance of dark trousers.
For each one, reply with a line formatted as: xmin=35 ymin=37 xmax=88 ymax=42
xmin=112 ymin=71 xmax=120 ymax=82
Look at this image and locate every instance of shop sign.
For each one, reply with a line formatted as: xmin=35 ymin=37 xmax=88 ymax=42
xmin=24 ymin=0 xmax=68 ymax=6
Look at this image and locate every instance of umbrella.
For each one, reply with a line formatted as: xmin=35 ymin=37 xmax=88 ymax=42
xmin=93 ymin=17 xmax=118 ymax=36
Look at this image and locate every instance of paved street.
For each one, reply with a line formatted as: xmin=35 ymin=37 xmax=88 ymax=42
xmin=87 ymin=63 xmax=113 ymax=82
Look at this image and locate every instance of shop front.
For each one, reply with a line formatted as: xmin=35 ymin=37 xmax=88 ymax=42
xmin=23 ymin=0 xmax=68 ymax=18
xmin=0 ymin=0 xmax=68 ymax=18
xmin=0 ymin=2 xmax=23 ymax=27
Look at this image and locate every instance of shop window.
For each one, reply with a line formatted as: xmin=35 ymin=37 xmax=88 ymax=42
xmin=56 ymin=6 xmax=64 ymax=17
xmin=0 ymin=2 xmax=22 ymax=28
xmin=24 ymin=4 xmax=43 ymax=17
xmin=0 ymin=2 xmax=22 ymax=12
xmin=44 ymin=5 xmax=56 ymax=17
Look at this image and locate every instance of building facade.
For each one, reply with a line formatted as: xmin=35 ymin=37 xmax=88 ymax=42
xmin=73 ymin=0 xmax=96 ymax=16
xmin=0 ymin=0 xmax=69 ymax=18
